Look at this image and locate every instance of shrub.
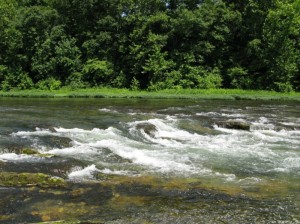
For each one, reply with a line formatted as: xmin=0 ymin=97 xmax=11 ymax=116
xmin=110 ymin=71 xmax=126 ymax=88
xmin=130 ymin=77 xmax=140 ymax=91
xmin=1 ymin=70 xmax=33 ymax=91
xmin=17 ymin=72 xmax=34 ymax=90
xmin=0 ymin=65 xmax=7 ymax=82
xmin=148 ymin=70 xmax=182 ymax=91
xmin=227 ymin=67 xmax=252 ymax=89
xmin=65 ymin=72 xmax=87 ymax=90
xmin=36 ymin=77 xmax=61 ymax=90
xmin=274 ymin=82 xmax=294 ymax=93
xmin=82 ymin=59 xmax=113 ymax=86
xmin=197 ymin=68 xmax=223 ymax=89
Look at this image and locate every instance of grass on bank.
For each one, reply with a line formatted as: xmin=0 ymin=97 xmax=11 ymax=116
xmin=0 ymin=88 xmax=299 ymax=101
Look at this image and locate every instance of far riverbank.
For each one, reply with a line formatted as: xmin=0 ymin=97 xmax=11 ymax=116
xmin=0 ymin=88 xmax=299 ymax=101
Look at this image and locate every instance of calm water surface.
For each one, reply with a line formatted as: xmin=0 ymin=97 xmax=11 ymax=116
xmin=0 ymin=98 xmax=299 ymax=223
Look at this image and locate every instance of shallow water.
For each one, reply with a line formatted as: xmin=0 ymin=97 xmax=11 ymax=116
xmin=0 ymin=98 xmax=299 ymax=223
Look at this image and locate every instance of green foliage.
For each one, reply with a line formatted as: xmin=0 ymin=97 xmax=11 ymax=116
xmin=65 ymin=72 xmax=86 ymax=90
xmin=82 ymin=59 xmax=113 ymax=87
xmin=0 ymin=0 xmax=299 ymax=92
xmin=1 ymin=69 xmax=33 ymax=91
xmin=36 ymin=77 xmax=61 ymax=90
xmin=274 ymin=82 xmax=294 ymax=93
xmin=142 ymin=34 xmax=174 ymax=87
xmin=54 ymin=38 xmax=82 ymax=82
xmin=0 ymin=65 xmax=7 ymax=82
xmin=0 ymin=0 xmax=17 ymax=30
xmin=17 ymin=72 xmax=34 ymax=90
xmin=261 ymin=0 xmax=300 ymax=91
xmin=147 ymin=70 xmax=181 ymax=91
xmin=197 ymin=69 xmax=223 ymax=89
xmin=110 ymin=71 xmax=127 ymax=88
xmin=177 ymin=66 xmax=223 ymax=89
xmin=32 ymin=26 xmax=82 ymax=83
xmin=227 ymin=67 xmax=252 ymax=89
xmin=130 ymin=77 xmax=140 ymax=91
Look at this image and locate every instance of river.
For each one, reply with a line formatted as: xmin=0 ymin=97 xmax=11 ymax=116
xmin=0 ymin=98 xmax=299 ymax=223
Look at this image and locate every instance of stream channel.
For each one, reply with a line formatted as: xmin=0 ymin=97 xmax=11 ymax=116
xmin=0 ymin=98 xmax=299 ymax=223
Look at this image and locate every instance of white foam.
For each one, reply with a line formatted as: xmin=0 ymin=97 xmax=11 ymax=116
xmin=196 ymin=112 xmax=219 ymax=116
xmin=280 ymin=122 xmax=300 ymax=127
xmin=12 ymin=128 xmax=53 ymax=137
xmin=99 ymin=168 xmax=139 ymax=176
xmin=13 ymin=127 xmax=121 ymax=144
xmin=99 ymin=108 xmax=118 ymax=113
xmin=196 ymin=112 xmax=246 ymax=118
xmin=251 ymin=123 xmax=275 ymax=131
xmin=0 ymin=153 xmax=42 ymax=162
xmin=259 ymin=117 xmax=269 ymax=123
xmin=7 ymin=114 xmax=300 ymax=182
xmin=213 ymin=125 xmax=244 ymax=134
xmin=92 ymin=139 xmax=200 ymax=174
xmin=48 ymin=145 xmax=104 ymax=164
xmin=215 ymin=172 xmax=236 ymax=182
xmin=68 ymin=164 xmax=100 ymax=181
xmin=129 ymin=119 xmax=199 ymax=147
xmin=282 ymin=157 xmax=300 ymax=169
xmin=252 ymin=130 xmax=300 ymax=144
xmin=272 ymin=167 xmax=289 ymax=173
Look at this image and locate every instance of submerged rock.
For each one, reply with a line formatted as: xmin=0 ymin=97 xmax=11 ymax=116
xmin=1 ymin=143 xmax=28 ymax=154
xmin=0 ymin=172 xmax=66 ymax=188
xmin=48 ymin=127 xmax=57 ymax=133
xmin=39 ymin=136 xmax=72 ymax=149
xmin=179 ymin=121 xmax=220 ymax=135
xmin=21 ymin=148 xmax=39 ymax=155
xmin=19 ymin=148 xmax=54 ymax=158
xmin=99 ymin=147 xmax=132 ymax=163
xmin=136 ymin=122 xmax=157 ymax=137
xmin=216 ymin=120 xmax=250 ymax=131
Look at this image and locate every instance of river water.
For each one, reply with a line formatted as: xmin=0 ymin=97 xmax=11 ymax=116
xmin=0 ymin=98 xmax=299 ymax=223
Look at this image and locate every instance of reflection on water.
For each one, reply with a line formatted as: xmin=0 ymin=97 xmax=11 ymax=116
xmin=0 ymin=98 xmax=299 ymax=223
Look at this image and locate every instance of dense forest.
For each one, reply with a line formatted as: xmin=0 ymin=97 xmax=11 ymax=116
xmin=0 ymin=0 xmax=299 ymax=92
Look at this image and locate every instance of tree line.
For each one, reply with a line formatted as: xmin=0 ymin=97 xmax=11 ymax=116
xmin=0 ymin=0 xmax=299 ymax=92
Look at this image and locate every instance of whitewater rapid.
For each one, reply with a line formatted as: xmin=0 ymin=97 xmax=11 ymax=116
xmin=3 ymin=103 xmax=298 ymax=184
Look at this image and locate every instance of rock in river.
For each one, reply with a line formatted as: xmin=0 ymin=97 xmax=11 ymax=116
xmin=136 ymin=122 xmax=158 ymax=137
xmin=216 ymin=120 xmax=251 ymax=131
xmin=39 ymin=136 xmax=72 ymax=149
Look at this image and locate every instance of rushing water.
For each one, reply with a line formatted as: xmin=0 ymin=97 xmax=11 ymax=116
xmin=0 ymin=98 xmax=299 ymax=223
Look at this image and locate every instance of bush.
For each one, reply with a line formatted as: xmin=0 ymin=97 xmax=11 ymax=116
xmin=0 ymin=65 xmax=8 ymax=82
xmin=17 ymin=72 xmax=34 ymax=90
xmin=110 ymin=71 xmax=127 ymax=88
xmin=36 ymin=77 xmax=61 ymax=90
xmin=148 ymin=70 xmax=182 ymax=91
xmin=273 ymin=82 xmax=294 ymax=93
xmin=197 ymin=68 xmax=223 ymax=89
xmin=82 ymin=59 xmax=113 ymax=86
xmin=227 ymin=67 xmax=252 ymax=89
xmin=1 ymin=70 xmax=33 ymax=91
xmin=65 ymin=72 xmax=87 ymax=90
xmin=130 ymin=77 xmax=140 ymax=90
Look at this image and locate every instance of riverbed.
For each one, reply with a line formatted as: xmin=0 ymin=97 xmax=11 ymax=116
xmin=0 ymin=98 xmax=299 ymax=223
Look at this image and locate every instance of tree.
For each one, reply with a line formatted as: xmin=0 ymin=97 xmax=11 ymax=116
xmin=167 ymin=0 xmax=239 ymax=88
xmin=222 ymin=0 xmax=276 ymax=89
xmin=261 ymin=0 xmax=300 ymax=91
xmin=16 ymin=5 xmax=60 ymax=74
xmin=0 ymin=0 xmax=299 ymax=91
xmin=0 ymin=0 xmax=20 ymax=66
xmin=32 ymin=26 xmax=82 ymax=83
